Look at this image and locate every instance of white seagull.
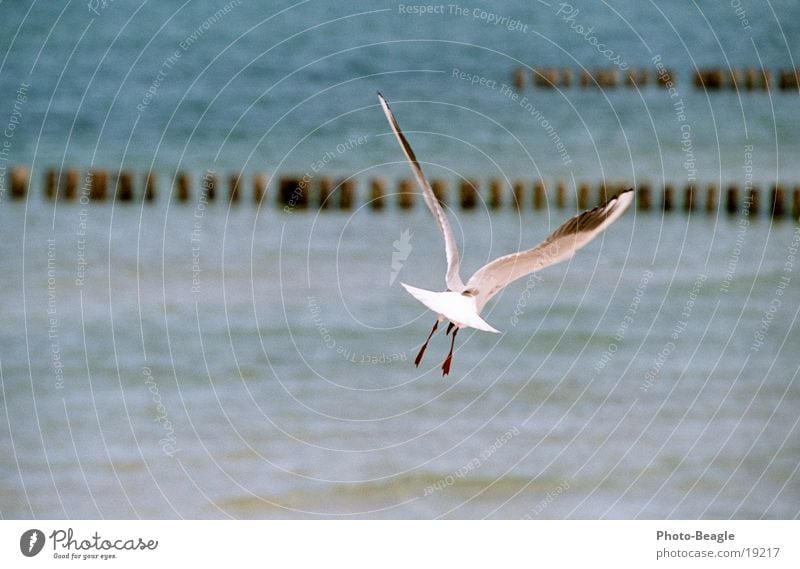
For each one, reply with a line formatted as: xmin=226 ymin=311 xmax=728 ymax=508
xmin=378 ymin=93 xmax=634 ymax=375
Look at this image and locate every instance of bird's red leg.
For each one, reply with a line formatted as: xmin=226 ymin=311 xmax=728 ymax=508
xmin=446 ymin=322 xmax=455 ymax=335
xmin=442 ymin=328 xmax=458 ymax=376
xmin=414 ymin=320 xmax=439 ymax=367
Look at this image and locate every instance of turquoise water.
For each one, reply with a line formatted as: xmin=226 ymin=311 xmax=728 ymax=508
xmin=1 ymin=1 xmax=799 ymax=519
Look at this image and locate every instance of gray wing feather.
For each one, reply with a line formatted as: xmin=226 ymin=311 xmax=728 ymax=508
xmin=466 ymin=189 xmax=634 ymax=311
xmin=378 ymin=93 xmax=465 ymax=291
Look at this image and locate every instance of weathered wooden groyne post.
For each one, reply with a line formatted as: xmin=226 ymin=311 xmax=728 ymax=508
xmin=9 ymin=166 xmax=28 ymax=199
xmin=278 ymin=176 xmax=307 ymax=209
xmin=637 ymin=183 xmax=652 ymax=210
xmin=228 ymin=172 xmax=241 ymax=203
xmin=771 ymin=184 xmax=785 ymax=218
xmin=577 ymin=182 xmax=589 ymax=210
xmin=459 ymin=178 xmax=478 ymax=210
xmin=144 ymin=172 xmax=156 ymax=202
xmin=369 ymin=177 xmax=385 ymax=209
xmin=555 ymin=180 xmax=567 ymax=209
xmin=64 ymin=168 xmax=79 ymax=200
xmin=793 ymin=186 xmax=800 ymax=219
xmin=44 ymin=168 xmax=57 ymax=200
xmin=398 ymin=179 xmax=414 ymax=209
xmin=513 ymin=68 xmax=526 ymax=90
xmin=339 ymin=178 xmax=355 ymax=210
xmin=488 ymin=179 xmax=502 ymax=209
xmin=318 ymin=176 xmax=332 ymax=209
xmin=684 ymin=184 xmax=696 ymax=212
xmin=253 ymin=172 xmax=267 ymax=203
xmin=705 ymin=183 xmax=718 ymax=213
xmin=202 ymin=172 xmax=217 ymax=201
xmin=431 ymin=179 xmax=447 ymax=206
xmin=533 ymin=179 xmax=546 ymax=210
xmin=535 ymin=68 xmax=559 ymax=88
xmin=726 ymin=185 xmax=738 ymax=214
xmin=176 ymin=171 xmax=191 ymax=202
xmin=662 ymin=184 xmax=674 ymax=211
xmin=90 ymin=169 xmax=108 ymax=200
xmin=117 ymin=171 xmax=134 ymax=202
xmin=748 ymin=186 xmax=760 ymax=215
xmin=779 ymin=70 xmax=800 ymax=90
xmin=598 ymin=183 xmax=609 ymax=207
xmin=512 ymin=180 xmax=524 ymax=209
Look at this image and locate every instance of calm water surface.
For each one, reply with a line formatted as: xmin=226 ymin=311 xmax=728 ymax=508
xmin=1 ymin=1 xmax=799 ymax=519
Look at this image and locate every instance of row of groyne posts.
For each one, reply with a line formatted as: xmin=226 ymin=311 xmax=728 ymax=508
xmin=512 ymin=67 xmax=800 ymax=91
xmin=3 ymin=166 xmax=800 ymax=220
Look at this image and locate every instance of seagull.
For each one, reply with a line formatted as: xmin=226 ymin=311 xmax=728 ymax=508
xmin=378 ymin=93 xmax=634 ymax=375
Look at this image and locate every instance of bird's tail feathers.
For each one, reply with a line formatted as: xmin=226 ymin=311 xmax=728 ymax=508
xmin=401 ymin=283 xmax=501 ymax=333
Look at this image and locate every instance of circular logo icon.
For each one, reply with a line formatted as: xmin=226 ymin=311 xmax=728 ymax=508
xmin=20 ymin=529 xmax=45 ymax=557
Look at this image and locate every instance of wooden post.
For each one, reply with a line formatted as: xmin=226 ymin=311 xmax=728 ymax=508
xmin=369 ymin=178 xmax=385 ymax=210
xmin=792 ymin=186 xmax=800 ymax=219
xmin=745 ymin=68 xmax=770 ymax=90
xmin=595 ymin=69 xmax=618 ymax=88
xmin=431 ymin=179 xmax=447 ymax=206
xmin=533 ymin=179 xmax=546 ymax=210
xmin=90 ymin=169 xmax=108 ymax=200
xmin=684 ymin=184 xmax=696 ymax=212
xmin=278 ymin=176 xmax=307 ymax=209
xmin=748 ymin=187 xmax=760 ymax=216
xmin=656 ymin=68 xmax=676 ymax=88
xmin=339 ymin=178 xmax=355 ymax=210
xmin=695 ymin=68 xmax=724 ymax=90
xmin=9 ymin=166 xmax=28 ymax=199
xmin=731 ymin=68 xmax=744 ymax=91
xmin=598 ymin=183 xmax=609 ymax=206
xmin=706 ymin=184 xmax=718 ymax=213
xmin=577 ymin=182 xmax=589 ymax=209
xmin=761 ymin=69 xmax=772 ymax=90
xmin=771 ymin=184 xmax=786 ymax=218
xmin=64 ymin=168 xmax=79 ymax=200
xmin=459 ymin=178 xmax=478 ymax=209
xmin=779 ymin=70 xmax=800 ymax=90
xmin=488 ymin=179 xmax=502 ymax=209
xmin=228 ymin=173 xmax=241 ymax=203
xmin=45 ymin=168 xmax=57 ymax=200
xmin=398 ymin=179 xmax=414 ymax=209
xmin=253 ymin=172 xmax=267 ymax=203
xmin=144 ymin=172 xmax=156 ymax=202
xmin=555 ymin=180 xmax=567 ymax=209
xmin=662 ymin=184 xmax=674 ymax=211
xmin=535 ymin=68 xmax=558 ymax=88
xmin=637 ymin=183 xmax=651 ymax=211
xmin=513 ymin=68 xmax=526 ymax=90
xmin=318 ymin=176 xmax=332 ymax=209
xmin=176 ymin=171 xmax=191 ymax=202
xmin=116 ymin=171 xmax=134 ymax=202
xmin=202 ymin=172 xmax=217 ymax=201
xmin=726 ymin=185 xmax=738 ymax=214
xmin=512 ymin=180 xmax=524 ymax=209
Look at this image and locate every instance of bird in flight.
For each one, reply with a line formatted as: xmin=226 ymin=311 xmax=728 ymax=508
xmin=378 ymin=93 xmax=633 ymax=376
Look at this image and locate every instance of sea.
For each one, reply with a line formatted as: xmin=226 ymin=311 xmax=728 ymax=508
xmin=0 ymin=0 xmax=798 ymax=519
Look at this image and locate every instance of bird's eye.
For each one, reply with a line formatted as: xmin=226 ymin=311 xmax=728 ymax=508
xmin=462 ymin=289 xmax=477 ymax=297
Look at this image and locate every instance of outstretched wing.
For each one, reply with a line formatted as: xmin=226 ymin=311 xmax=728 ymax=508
xmin=378 ymin=93 xmax=465 ymax=292
xmin=466 ymin=188 xmax=634 ymax=311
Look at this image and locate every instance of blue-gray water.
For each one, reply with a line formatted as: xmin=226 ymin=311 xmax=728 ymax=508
xmin=1 ymin=1 xmax=799 ymax=519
